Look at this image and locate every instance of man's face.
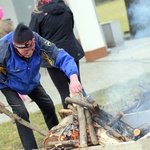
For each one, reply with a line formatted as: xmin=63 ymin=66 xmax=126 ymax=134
xmin=14 ymin=38 xmax=35 ymax=58
xmin=16 ymin=43 xmax=35 ymax=58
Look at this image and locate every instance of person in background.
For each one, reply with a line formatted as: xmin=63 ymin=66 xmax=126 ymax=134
xmin=0 ymin=7 xmax=14 ymax=38
xmin=0 ymin=23 xmax=82 ymax=149
xmin=29 ymin=0 xmax=87 ymax=109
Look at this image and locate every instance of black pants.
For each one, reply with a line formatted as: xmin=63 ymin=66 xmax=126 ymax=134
xmin=47 ymin=61 xmax=86 ymax=109
xmin=1 ymin=83 xmax=58 ymax=150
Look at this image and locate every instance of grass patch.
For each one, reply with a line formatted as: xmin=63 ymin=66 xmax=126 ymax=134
xmin=0 ymin=104 xmax=63 ymax=150
xmin=96 ymin=0 xmax=130 ymax=34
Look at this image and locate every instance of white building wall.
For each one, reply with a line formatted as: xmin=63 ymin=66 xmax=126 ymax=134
xmin=66 ymin=0 xmax=107 ymax=61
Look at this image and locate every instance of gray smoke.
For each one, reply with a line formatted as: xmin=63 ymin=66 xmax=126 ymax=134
xmin=128 ymin=0 xmax=150 ymax=38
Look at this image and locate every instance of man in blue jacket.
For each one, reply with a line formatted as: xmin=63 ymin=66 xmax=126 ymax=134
xmin=0 ymin=23 xmax=82 ymax=149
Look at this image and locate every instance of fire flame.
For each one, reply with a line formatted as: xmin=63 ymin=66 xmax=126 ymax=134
xmin=71 ymin=129 xmax=79 ymax=140
xmin=60 ymin=134 xmax=66 ymax=141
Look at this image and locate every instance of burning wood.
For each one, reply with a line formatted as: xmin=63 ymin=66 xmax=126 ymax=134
xmin=107 ymin=111 xmax=124 ymax=127
xmin=43 ymin=115 xmax=80 ymax=149
xmin=47 ymin=140 xmax=80 ymax=149
xmin=58 ymin=109 xmax=73 ymax=119
xmin=96 ymin=128 xmax=119 ymax=146
xmin=43 ymin=94 xmax=133 ymax=149
xmin=77 ymin=104 xmax=88 ymax=147
xmin=1 ymin=92 xmax=150 ymax=149
xmin=85 ymin=109 xmax=99 ymax=145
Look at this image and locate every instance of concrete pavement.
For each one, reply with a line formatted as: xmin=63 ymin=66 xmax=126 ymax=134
xmin=1 ymin=37 xmax=150 ymax=123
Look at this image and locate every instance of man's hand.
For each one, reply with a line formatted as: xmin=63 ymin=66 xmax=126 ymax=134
xmin=0 ymin=102 xmax=5 ymax=114
xmin=69 ymin=74 xmax=82 ymax=94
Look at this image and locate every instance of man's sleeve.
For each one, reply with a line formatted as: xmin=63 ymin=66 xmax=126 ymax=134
xmin=55 ymin=50 xmax=78 ymax=78
xmin=34 ymin=32 xmax=78 ymax=78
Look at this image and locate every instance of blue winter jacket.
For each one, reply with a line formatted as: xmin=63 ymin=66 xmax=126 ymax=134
xmin=0 ymin=31 xmax=78 ymax=94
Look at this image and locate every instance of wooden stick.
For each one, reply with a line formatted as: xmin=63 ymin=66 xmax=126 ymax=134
xmin=67 ymin=104 xmax=78 ymax=115
xmin=47 ymin=140 xmax=80 ymax=148
xmin=0 ymin=105 xmax=47 ymax=136
xmin=85 ymin=95 xmax=102 ymax=115
xmin=85 ymin=95 xmax=112 ymax=118
xmin=66 ymin=96 xmax=113 ymax=119
xmin=108 ymin=111 xmax=124 ymax=127
xmin=67 ymin=104 xmax=76 ymax=110
xmin=73 ymin=94 xmax=88 ymax=148
xmin=66 ymin=97 xmax=94 ymax=111
xmin=93 ymin=116 xmax=131 ymax=142
xmin=58 ymin=109 xmax=73 ymax=119
xmin=85 ymin=109 xmax=99 ymax=145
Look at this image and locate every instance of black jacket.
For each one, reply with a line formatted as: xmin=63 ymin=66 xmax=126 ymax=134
xmin=29 ymin=0 xmax=84 ymax=61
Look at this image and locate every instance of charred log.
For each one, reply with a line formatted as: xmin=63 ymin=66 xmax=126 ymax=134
xmin=86 ymin=95 xmax=102 ymax=115
xmin=73 ymin=94 xmax=88 ymax=148
xmin=65 ymin=96 xmax=112 ymax=122
xmin=93 ymin=116 xmax=132 ymax=142
xmin=65 ymin=97 xmax=94 ymax=111
xmin=108 ymin=111 xmax=124 ymax=127
xmin=77 ymin=105 xmax=88 ymax=147
xmin=58 ymin=109 xmax=73 ymax=119
xmin=85 ymin=109 xmax=99 ymax=145
xmin=47 ymin=140 xmax=80 ymax=149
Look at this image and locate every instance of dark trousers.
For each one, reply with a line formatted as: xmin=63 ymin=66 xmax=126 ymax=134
xmin=1 ymin=83 xmax=58 ymax=150
xmin=47 ymin=61 xmax=86 ymax=109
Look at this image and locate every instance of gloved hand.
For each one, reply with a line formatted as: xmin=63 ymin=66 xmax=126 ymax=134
xmin=69 ymin=74 xmax=82 ymax=94
xmin=0 ymin=102 xmax=5 ymax=114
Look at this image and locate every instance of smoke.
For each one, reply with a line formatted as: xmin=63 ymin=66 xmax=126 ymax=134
xmin=128 ymin=0 xmax=150 ymax=38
